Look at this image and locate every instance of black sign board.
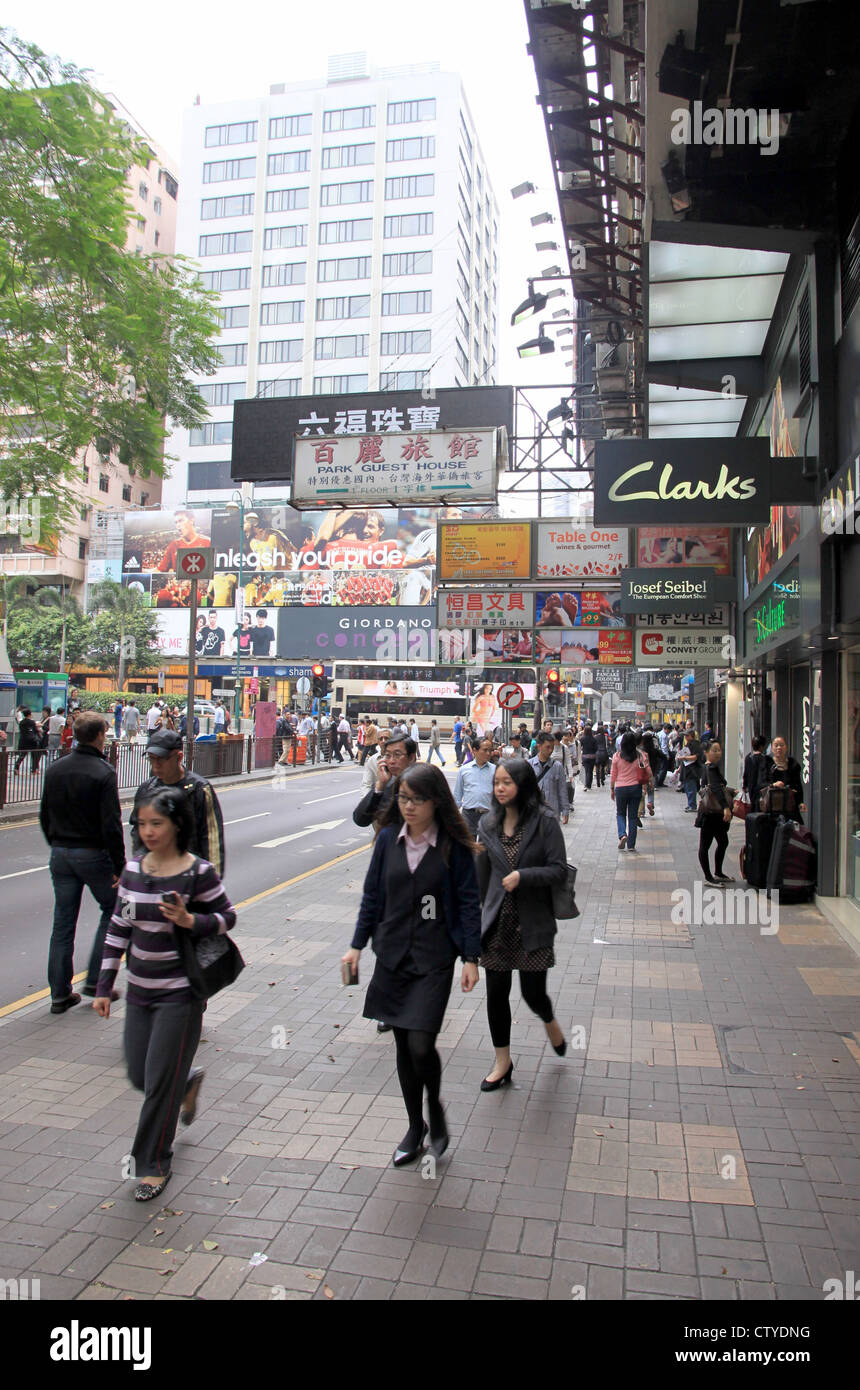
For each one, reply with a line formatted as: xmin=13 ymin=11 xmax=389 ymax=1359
xmin=620 ymin=567 xmax=716 ymax=615
xmin=594 ymin=439 xmax=773 ymax=525
xmin=231 ymin=386 xmax=515 ymax=485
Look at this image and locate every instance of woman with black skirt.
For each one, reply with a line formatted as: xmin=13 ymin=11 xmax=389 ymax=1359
xmin=696 ymin=740 xmax=734 ymax=884
xmin=477 ymin=759 xmax=568 ymax=1090
xmin=342 ymin=764 xmax=481 ymax=1166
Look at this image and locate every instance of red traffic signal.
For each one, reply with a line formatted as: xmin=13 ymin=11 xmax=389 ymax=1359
xmin=311 ymin=662 xmax=328 ymax=700
xmin=311 ymin=662 xmax=325 ymax=677
xmin=546 ymin=668 xmax=560 ymax=684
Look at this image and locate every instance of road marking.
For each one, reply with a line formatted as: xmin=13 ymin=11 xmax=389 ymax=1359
xmin=254 ymin=818 xmax=345 ymax=849
xmin=0 ymin=865 xmax=49 ymax=882
xmin=303 ymin=791 xmax=356 ymax=805
xmin=223 ymin=813 xmax=271 ymax=826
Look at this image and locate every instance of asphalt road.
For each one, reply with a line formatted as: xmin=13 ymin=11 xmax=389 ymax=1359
xmin=0 ymin=758 xmax=383 ymax=1007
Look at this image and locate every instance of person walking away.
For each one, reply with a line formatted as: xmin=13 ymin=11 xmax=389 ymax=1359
xmin=123 ymin=700 xmax=141 ymax=743
xmin=39 ymin=712 xmax=126 ymax=1013
xmin=335 ymin=713 xmax=354 ymax=762
xmin=762 ymin=734 xmax=806 ymax=822
xmin=146 ymin=700 xmax=163 ymax=737
xmin=453 ymin=716 xmax=465 ymax=767
xmin=426 ymin=719 xmax=446 ymax=766
xmin=93 ymin=786 xmax=236 ymax=1200
xmin=562 ymin=727 xmax=579 ymax=810
xmin=131 ymin=729 xmax=226 ymax=876
xmin=696 ymin=740 xmax=734 ymax=883
xmin=342 ymin=765 xmax=480 ymax=1165
xmin=656 ymin=724 xmax=671 ymax=786
xmin=47 ymin=706 xmax=66 ymax=754
xmin=593 ymin=723 xmax=610 ymax=787
xmin=453 ymin=736 xmax=496 ymax=837
xmin=356 ymin=718 xmax=367 ymax=763
xmin=579 ymin=722 xmax=597 ymax=790
xmin=742 ymin=734 xmax=774 ymax=812
xmin=114 ymin=699 xmax=124 ymax=741
xmin=13 ymin=707 xmax=42 ymax=774
xmin=213 ymin=700 xmax=226 ymax=734
xmin=476 ymin=759 xmax=568 ymax=1089
xmin=677 ymin=730 xmax=704 ymax=811
xmin=610 ymin=732 xmax=650 ymax=852
xmin=529 ymin=732 xmax=569 ymax=826
xmin=360 ymin=719 xmax=379 ymax=767
xmin=639 ymin=731 xmax=660 ymax=818
xmin=410 ymin=718 xmax=421 ymax=747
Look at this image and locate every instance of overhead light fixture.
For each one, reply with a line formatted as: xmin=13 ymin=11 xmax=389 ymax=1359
xmin=510 ymin=287 xmax=548 ymax=327
xmin=511 ymin=181 xmax=536 ymax=199
xmin=561 ymin=425 xmax=575 ymax=454
xmin=545 ymin=288 xmax=567 ymax=302
xmin=557 ymin=327 xmax=574 ymax=337
xmin=547 ymin=399 xmax=573 ymax=423
xmin=551 ymin=308 xmax=570 ymax=319
xmin=661 ymin=150 xmax=691 ymax=214
xmin=530 ymin=212 xmax=554 ymax=227
xmin=535 ymin=241 xmax=558 ymax=252
xmin=541 ymin=265 xmax=564 ymax=279
xmin=517 ymin=329 xmax=555 ymax=359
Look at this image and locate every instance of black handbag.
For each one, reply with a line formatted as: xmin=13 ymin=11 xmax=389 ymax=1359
xmin=173 ymin=861 xmax=245 ymax=1001
xmin=551 ymin=862 xmax=580 ymax=919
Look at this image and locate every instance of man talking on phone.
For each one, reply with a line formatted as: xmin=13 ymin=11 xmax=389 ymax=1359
xmin=352 ymin=731 xmax=417 ymax=830
xmin=131 ymin=729 xmax=226 ymax=875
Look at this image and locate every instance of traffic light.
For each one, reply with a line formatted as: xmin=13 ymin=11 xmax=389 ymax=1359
xmin=546 ymin=667 xmax=560 ymax=699
xmin=311 ymin=662 xmax=328 ymax=700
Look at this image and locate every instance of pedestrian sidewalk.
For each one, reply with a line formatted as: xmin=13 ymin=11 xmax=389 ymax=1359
xmin=0 ymin=785 xmax=858 ymax=1301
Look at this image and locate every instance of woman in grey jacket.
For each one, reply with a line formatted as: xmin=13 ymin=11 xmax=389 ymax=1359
xmin=476 ymin=760 xmax=568 ymax=1091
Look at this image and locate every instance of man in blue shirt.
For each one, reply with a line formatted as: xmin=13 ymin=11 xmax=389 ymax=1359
xmin=453 ymin=717 xmax=465 ymax=766
xmin=454 ymin=736 xmax=496 ymax=836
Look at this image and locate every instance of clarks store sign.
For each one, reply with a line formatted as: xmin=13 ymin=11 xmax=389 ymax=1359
xmin=620 ymin=568 xmax=715 ymax=615
xmin=594 ymin=439 xmax=772 ymax=525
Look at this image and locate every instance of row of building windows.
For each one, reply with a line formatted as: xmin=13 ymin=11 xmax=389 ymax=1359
xmin=195 ymin=213 xmax=431 ymax=253
xmin=203 ymin=178 xmax=438 ymax=221
xmin=208 ymin=327 xmax=433 ymax=374
xmin=201 ymin=250 xmax=433 ymax=293
xmin=198 ymin=368 xmax=431 ymax=416
xmin=202 ymin=137 xmax=434 ymax=186
xmin=204 ymin=102 xmax=437 ymax=150
xmin=209 ymin=290 xmax=434 ymax=334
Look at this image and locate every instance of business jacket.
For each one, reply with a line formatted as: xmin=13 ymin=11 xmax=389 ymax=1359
xmin=476 ymin=805 xmax=567 ymax=953
xmin=742 ymin=750 xmax=773 ymax=807
xmin=353 ymin=778 xmax=400 ymax=829
xmin=351 ymin=826 xmax=482 ymax=960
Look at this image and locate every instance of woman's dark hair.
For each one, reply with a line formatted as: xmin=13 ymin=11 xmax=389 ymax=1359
xmin=379 ymin=762 xmax=479 ymax=856
xmin=751 ymin=734 xmax=767 ymax=752
xmin=619 ymin=731 xmax=638 ymax=762
xmin=488 ymin=758 xmax=543 ymax=831
xmin=135 ymin=786 xmax=194 ymax=855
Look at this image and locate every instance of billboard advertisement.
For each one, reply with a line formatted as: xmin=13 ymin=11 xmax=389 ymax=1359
xmin=437 ymin=520 xmax=532 ymax=582
xmin=437 ymin=590 xmax=534 ymax=629
xmin=277 ymin=606 xmax=434 ymax=661
xmin=468 ymin=680 xmax=537 ymax=737
xmin=292 ymin=427 xmax=502 ymax=507
xmin=535 ymin=590 xmax=626 ymax=628
xmin=635 ymin=629 xmax=729 ymax=667
xmin=534 ymin=629 xmax=633 ymax=666
xmin=123 ymin=508 xmax=212 ymax=574
xmin=536 ymin=523 xmax=628 ymax=578
xmin=636 ymin=525 xmax=733 ymax=575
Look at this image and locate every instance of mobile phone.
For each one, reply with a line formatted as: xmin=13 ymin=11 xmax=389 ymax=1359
xmin=341 ymin=960 xmax=359 ymax=987
xmin=161 ymin=891 xmax=180 ymax=904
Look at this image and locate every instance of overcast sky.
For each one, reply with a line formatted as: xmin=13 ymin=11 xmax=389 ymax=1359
xmin=4 ymin=0 xmax=575 ymax=399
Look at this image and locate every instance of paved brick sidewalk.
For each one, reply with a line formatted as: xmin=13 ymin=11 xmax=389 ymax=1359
xmin=0 ymin=784 xmax=858 ymax=1301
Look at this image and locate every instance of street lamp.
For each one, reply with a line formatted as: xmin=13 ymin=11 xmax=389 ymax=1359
xmin=226 ymin=490 xmax=245 ymax=726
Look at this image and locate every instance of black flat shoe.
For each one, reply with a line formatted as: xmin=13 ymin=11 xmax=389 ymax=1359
xmin=180 ymin=1068 xmax=204 ymax=1127
xmin=393 ymin=1122 xmax=428 ymax=1167
xmin=50 ymin=993 xmax=81 ymax=1015
xmin=376 ymin=1022 xmax=392 ymax=1034
xmin=480 ymin=1061 xmax=513 ymax=1092
xmin=427 ymin=1104 xmax=449 ymax=1159
xmin=552 ymin=1037 xmax=567 ymax=1057
xmin=713 ymin=874 xmax=735 ymax=884
xmin=133 ymin=1174 xmax=170 ymax=1202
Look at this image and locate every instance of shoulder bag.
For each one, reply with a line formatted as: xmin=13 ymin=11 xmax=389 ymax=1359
xmin=551 ymin=862 xmax=580 ymax=919
xmin=173 ymin=860 xmax=245 ymax=1001
xmin=697 ymin=782 xmax=726 ymax=815
xmin=636 ymin=754 xmax=651 ymax=786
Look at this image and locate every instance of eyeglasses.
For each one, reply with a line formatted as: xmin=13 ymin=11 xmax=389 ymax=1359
xmin=397 ymin=794 xmax=428 ymax=807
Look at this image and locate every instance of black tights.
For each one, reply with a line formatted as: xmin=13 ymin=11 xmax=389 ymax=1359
xmin=698 ymin=815 xmax=729 ymax=880
xmin=485 ymin=969 xmax=555 ymax=1048
xmin=392 ymin=1027 xmax=442 ymax=1144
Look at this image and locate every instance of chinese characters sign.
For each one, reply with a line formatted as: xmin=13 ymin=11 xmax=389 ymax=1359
xmin=635 ymin=629 xmax=729 ymax=667
xmin=437 ymin=521 xmax=532 ymax=582
xmin=292 ymin=428 xmax=503 ymax=507
xmin=437 ymin=590 xmax=535 ymax=629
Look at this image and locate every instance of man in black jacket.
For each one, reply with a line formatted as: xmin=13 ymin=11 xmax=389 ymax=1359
xmin=352 ymin=732 xmax=417 ymax=830
xmin=40 ymin=712 xmax=126 ymax=1014
xmin=130 ymin=729 xmax=225 ymax=876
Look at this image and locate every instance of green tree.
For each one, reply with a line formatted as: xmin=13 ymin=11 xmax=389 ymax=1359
xmin=6 ymin=602 xmax=89 ymax=671
xmin=87 ymin=580 xmax=159 ymax=685
xmin=0 ymin=28 xmax=222 ymax=515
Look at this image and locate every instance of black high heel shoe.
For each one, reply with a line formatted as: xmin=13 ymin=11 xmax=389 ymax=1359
xmin=480 ymin=1061 xmax=513 ymax=1092
xmin=392 ymin=1121 xmax=428 ymax=1167
xmin=427 ymin=1103 xmax=449 ymax=1159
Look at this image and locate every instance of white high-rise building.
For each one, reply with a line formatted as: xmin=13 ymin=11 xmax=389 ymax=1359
xmin=164 ymin=54 xmax=500 ymax=505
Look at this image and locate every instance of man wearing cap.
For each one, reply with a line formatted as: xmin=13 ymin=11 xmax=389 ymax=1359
xmin=131 ymin=729 xmax=226 ymax=876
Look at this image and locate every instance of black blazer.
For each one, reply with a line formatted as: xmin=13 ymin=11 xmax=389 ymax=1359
xmin=476 ymin=805 xmax=567 ymax=953
xmin=351 ymin=825 xmax=482 ymax=960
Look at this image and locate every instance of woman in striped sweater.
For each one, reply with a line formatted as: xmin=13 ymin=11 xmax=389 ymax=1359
xmin=93 ymin=786 xmax=236 ymax=1202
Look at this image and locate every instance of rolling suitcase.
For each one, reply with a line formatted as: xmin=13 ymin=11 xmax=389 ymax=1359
xmin=740 ymin=811 xmax=778 ymax=888
xmin=766 ymin=819 xmax=817 ymax=903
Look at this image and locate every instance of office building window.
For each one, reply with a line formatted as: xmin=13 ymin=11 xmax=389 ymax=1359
xmin=314 ymin=334 xmax=369 ymax=360
xmin=384 ymin=212 xmax=433 ymax=238
xmin=266 ymin=150 xmax=310 ymax=176
xmin=264 ymin=187 xmax=310 ymax=213
xmin=140 ymin=492 xmax=149 ymax=506
xmin=201 ymin=193 xmax=255 ymax=219
xmin=258 ymin=339 xmax=303 ymax=364
xmin=268 ymin=113 xmax=312 ymax=139
xmin=199 ymin=231 xmax=254 ymax=256
xmin=382 ymin=290 xmax=432 ymax=316
xmin=457 ymin=262 xmax=470 ymax=301
xmin=161 ymin=170 xmax=178 ymax=200
xmin=317 ymin=255 xmax=372 ymax=282
xmin=82 ymin=464 xmax=89 ymax=483
xmin=385 ymin=174 xmax=434 ymax=200
xmin=257 ymin=378 xmax=301 ymax=398
xmin=459 ymin=114 xmax=473 ymax=159
xmin=386 ymin=136 xmax=435 ymax=162
xmin=217 ymin=305 xmax=250 ymax=329
xmin=262 ymin=225 xmax=308 ymax=250
xmin=313 ymin=374 xmax=368 ymax=394
xmin=456 ymin=301 xmax=469 ymax=337
xmin=380 ymin=330 xmax=431 ymax=355
xmin=379 ymin=370 xmax=430 ymax=390
xmin=387 ymin=99 xmax=436 ymax=124
xmin=261 ymin=261 xmax=307 ymax=287
xmin=138 ymin=182 xmax=148 ymax=201
xmin=323 ymin=106 xmax=375 ymax=132
xmin=205 ymin=121 xmax=258 ymax=147
xmin=260 ymin=300 xmax=305 ymax=325
xmin=153 ymin=197 xmax=162 ymax=215
xmin=202 ymin=157 xmax=256 ymax=183
xmin=136 ymin=217 xmax=146 ymax=233
xmin=78 ymin=537 xmax=87 ymax=560
xmin=200 ymin=267 xmax=251 ymax=292
xmin=322 ymin=143 xmax=375 ymax=168
xmin=98 ymin=474 xmax=110 ymax=493
xmin=315 ymin=295 xmax=371 ymax=321
xmin=318 ymin=218 xmax=373 ymax=244
xmin=198 ymin=381 xmax=246 ymax=406
xmin=382 ymin=251 xmax=432 ymax=277
xmin=121 ymin=485 xmax=132 ymax=502
xmin=320 ymin=180 xmax=373 ymax=206
xmin=190 ymin=421 xmax=234 ymax=447
xmin=218 ymin=343 xmax=248 ymax=367
xmin=455 ymin=339 xmax=468 ymax=374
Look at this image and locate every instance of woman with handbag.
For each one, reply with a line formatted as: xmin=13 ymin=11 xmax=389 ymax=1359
xmin=696 ymin=741 xmax=734 ymax=884
xmin=476 ymin=760 xmax=568 ymax=1090
xmin=610 ymin=732 xmax=651 ymax=852
xmin=762 ymin=735 xmax=806 ymax=822
xmin=93 ymin=786 xmax=236 ymax=1202
xmin=342 ymin=764 xmax=481 ymax=1166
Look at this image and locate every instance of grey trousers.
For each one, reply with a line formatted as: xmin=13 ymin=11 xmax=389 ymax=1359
xmin=125 ymin=996 xmax=204 ymax=1177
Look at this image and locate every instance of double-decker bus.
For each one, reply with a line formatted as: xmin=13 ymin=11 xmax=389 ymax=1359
xmin=331 ymin=663 xmax=539 ymax=738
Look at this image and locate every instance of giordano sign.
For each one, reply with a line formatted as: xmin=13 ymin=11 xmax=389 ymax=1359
xmin=744 ymin=562 xmax=801 ymax=653
xmin=595 ymin=438 xmax=773 ymax=525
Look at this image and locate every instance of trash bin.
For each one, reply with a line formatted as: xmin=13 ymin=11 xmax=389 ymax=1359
xmin=295 ymin=735 xmax=307 ymax=765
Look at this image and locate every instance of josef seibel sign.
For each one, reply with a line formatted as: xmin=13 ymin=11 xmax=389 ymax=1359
xmin=620 ymin=568 xmax=716 ymax=615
